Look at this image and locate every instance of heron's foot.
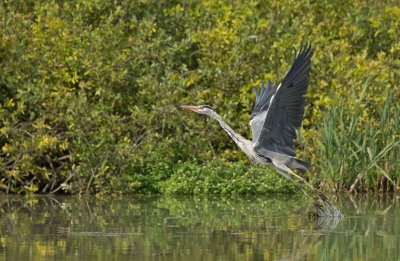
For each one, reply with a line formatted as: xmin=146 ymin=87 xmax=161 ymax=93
xmin=312 ymin=194 xmax=343 ymax=218
xmin=316 ymin=191 xmax=332 ymax=207
xmin=312 ymin=201 xmax=326 ymax=216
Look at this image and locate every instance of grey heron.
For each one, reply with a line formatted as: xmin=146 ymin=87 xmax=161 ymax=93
xmin=181 ymin=43 xmax=331 ymax=214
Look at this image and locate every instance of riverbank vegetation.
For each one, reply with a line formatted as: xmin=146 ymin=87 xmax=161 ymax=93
xmin=1 ymin=0 xmax=399 ymax=194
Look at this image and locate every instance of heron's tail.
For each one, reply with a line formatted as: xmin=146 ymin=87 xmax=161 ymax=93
xmin=289 ymin=158 xmax=311 ymax=172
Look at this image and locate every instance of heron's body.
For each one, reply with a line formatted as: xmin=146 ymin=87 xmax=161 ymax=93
xmin=181 ymin=43 xmax=331 ymax=214
xmin=211 ymin=110 xmax=287 ymax=167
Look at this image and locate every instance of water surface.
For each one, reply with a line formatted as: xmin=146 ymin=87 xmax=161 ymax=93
xmin=0 ymin=194 xmax=399 ymax=260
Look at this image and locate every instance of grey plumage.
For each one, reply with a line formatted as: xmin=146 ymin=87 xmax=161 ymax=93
xmin=181 ymin=43 xmax=332 ymax=215
xmin=252 ymin=43 xmax=313 ymax=158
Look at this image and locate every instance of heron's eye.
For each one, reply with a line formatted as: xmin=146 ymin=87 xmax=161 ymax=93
xmin=202 ymin=105 xmax=212 ymax=109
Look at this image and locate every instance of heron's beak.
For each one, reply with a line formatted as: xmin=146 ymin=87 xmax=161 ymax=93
xmin=180 ymin=105 xmax=202 ymax=111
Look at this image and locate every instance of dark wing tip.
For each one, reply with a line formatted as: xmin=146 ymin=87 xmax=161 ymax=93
xmin=293 ymin=42 xmax=313 ymax=60
xmin=253 ymin=86 xmax=259 ymax=99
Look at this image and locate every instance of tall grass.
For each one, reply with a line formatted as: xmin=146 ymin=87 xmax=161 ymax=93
xmin=316 ymin=82 xmax=400 ymax=193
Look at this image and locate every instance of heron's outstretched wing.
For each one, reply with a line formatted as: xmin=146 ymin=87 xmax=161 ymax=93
xmin=252 ymin=43 xmax=314 ymax=157
xmin=250 ymin=80 xmax=278 ymax=143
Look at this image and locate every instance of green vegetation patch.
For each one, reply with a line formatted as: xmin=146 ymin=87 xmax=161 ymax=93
xmin=160 ymin=161 xmax=296 ymax=194
xmin=0 ymin=0 xmax=399 ymax=194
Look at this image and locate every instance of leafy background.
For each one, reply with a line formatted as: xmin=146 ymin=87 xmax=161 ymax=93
xmin=0 ymin=0 xmax=399 ymax=194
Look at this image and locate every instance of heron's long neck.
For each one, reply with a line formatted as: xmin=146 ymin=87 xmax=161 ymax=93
xmin=208 ymin=111 xmax=248 ymax=146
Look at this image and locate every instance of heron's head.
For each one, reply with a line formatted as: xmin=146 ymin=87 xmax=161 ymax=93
xmin=180 ymin=105 xmax=214 ymax=115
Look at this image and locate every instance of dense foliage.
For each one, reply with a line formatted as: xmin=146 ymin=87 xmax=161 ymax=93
xmin=0 ymin=0 xmax=399 ymax=194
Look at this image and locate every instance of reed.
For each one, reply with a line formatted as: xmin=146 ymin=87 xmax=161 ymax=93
xmin=315 ymin=82 xmax=400 ymax=193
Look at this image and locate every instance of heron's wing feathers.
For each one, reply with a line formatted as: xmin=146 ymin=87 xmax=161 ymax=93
xmin=250 ymin=80 xmax=278 ymax=142
xmin=252 ymin=43 xmax=313 ymax=156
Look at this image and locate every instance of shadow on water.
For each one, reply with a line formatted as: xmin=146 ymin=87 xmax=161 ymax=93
xmin=0 ymin=194 xmax=399 ymax=260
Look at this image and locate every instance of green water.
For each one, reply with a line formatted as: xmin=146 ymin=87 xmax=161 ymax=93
xmin=0 ymin=194 xmax=399 ymax=261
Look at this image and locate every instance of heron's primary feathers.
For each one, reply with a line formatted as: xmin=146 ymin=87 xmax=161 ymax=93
xmin=251 ymin=43 xmax=313 ymax=157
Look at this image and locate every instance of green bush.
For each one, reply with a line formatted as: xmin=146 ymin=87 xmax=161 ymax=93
xmin=160 ymin=161 xmax=296 ymax=194
xmin=0 ymin=0 xmax=399 ymax=194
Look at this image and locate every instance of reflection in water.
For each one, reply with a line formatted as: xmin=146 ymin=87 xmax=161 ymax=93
xmin=0 ymin=194 xmax=398 ymax=260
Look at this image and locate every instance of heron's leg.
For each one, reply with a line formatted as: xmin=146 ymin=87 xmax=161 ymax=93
xmin=278 ymin=164 xmax=331 ymax=206
xmin=275 ymin=169 xmax=326 ymax=214
xmin=289 ymin=170 xmax=331 ymax=206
